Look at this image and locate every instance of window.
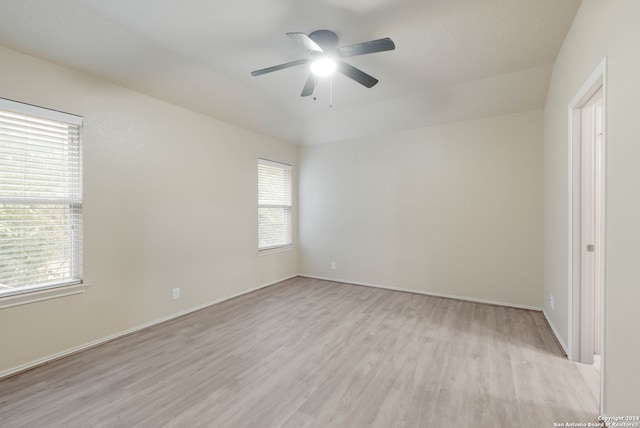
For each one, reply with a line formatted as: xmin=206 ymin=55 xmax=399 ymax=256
xmin=258 ymin=158 xmax=292 ymax=253
xmin=0 ymin=98 xmax=83 ymax=302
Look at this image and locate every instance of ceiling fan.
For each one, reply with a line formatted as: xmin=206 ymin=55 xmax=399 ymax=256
xmin=251 ymin=30 xmax=395 ymax=97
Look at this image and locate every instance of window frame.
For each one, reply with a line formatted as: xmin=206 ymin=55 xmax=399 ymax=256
xmin=257 ymin=158 xmax=293 ymax=255
xmin=0 ymin=98 xmax=85 ymax=308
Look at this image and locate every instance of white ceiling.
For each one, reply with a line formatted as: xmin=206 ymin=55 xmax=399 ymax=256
xmin=0 ymin=0 xmax=581 ymax=145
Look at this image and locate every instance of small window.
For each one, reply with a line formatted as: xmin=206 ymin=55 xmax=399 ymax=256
xmin=0 ymin=98 xmax=83 ymax=300
xmin=258 ymin=158 xmax=292 ymax=253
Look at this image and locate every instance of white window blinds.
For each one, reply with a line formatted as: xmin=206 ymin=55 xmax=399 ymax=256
xmin=258 ymin=158 xmax=292 ymax=252
xmin=0 ymin=98 xmax=83 ymax=297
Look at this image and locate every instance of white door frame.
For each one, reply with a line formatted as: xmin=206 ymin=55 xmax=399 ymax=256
xmin=567 ymin=58 xmax=607 ymax=412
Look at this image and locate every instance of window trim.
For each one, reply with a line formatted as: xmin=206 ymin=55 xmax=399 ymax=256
xmin=0 ymin=282 xmax=87 ymax=309
xmin=0 ymin=98 xmax=82 ymax=127
xmin=257 ymin=158 xmax=292 ymax=255
xmin=0 ymin=98 xmax=84 ymax=307
xmin=256 ymin=244 xmax=292 ymax=257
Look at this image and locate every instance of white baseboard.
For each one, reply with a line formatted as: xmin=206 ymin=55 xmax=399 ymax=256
xmin=0 ymin=274 xmax=297 ymax=380
xmin=300 ymin=274 xmax=543 ymax=311
xmin=2 ymin=274 xmax=552 ymax=380
xmin=542 ymin=309 xmax=569 ymax=356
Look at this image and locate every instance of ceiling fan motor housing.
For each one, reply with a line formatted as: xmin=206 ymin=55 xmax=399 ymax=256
xmin=308 ymin=30 xmax=339 ymax=51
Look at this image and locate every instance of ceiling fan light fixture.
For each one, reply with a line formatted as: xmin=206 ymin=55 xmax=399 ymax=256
xmin=310 ymin=57 xmax=337 ymax=77
xmin=251 ymin=31 xmax=395 ymax=96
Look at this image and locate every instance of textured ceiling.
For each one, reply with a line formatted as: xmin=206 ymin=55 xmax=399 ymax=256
xmin=0 ymin=0 xmax=581 ymax=144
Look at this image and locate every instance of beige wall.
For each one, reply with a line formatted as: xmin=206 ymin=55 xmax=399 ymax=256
xmin=0 ymin=47 xmax=298 ymax=374
xmin=5 ymin=0 xmax=639 ymax=412
xmin=299 ymin=111 xmax=544 ymax=308
xmin=544 ymin=0 xmax=640 ymax=414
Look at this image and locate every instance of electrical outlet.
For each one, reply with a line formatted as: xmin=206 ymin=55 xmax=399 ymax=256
xmin=331 ymin=262 xmax=336 ymax=270
xmin=172 ymin=288 xmax=180 ymax=300
xmin=549 ymin=294 xmax=555 ymax=310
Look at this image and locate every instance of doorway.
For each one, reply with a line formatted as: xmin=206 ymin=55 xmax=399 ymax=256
xmin=568 ymin=60 xmax=606 ymax=412
xmin=577 ymin=86 xmax=603 ymax=364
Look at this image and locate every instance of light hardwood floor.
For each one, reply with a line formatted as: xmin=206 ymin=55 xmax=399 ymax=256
xmin=0 ymin=277 xmax=599 ymax=427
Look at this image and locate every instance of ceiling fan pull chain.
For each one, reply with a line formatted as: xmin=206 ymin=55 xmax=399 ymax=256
xmin=329 ymin=75 xmax=334 ymax=108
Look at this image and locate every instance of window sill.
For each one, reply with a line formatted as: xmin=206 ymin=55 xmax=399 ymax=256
xmin=257 ymin=245 xmax=293 ymax=256
xmin=0 ymin=283 xmax=88 ymax=309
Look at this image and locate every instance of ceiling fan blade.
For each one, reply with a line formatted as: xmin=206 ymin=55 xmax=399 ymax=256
xmin=287 ymin=32 xmax=323 ymax=53
xmin=337 ymin=37 xmax=395 ymax=58
xmin=251 ymin=59 xmax=309 ymax=76
xmin=300 ymin=74 xmax=317 ymax=97
xmin=336 ymin=61 xmax=379 ymax=88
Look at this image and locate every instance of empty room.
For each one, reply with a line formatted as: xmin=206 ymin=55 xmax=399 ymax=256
xmin=0 ymin=0 xmax=639 ymax=426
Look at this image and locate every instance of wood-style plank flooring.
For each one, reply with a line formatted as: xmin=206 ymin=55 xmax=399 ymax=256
xmin=0 ymin=277 xmax=599 ymax=427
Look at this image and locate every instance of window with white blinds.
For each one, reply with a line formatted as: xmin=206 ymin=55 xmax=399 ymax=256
xmin=0 ymin=98 xmax=83 ymax=298
xmin=258 ymin=158 xmax=292 ymax=252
